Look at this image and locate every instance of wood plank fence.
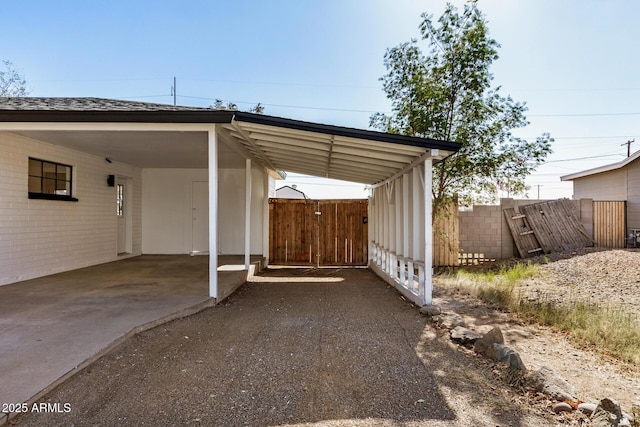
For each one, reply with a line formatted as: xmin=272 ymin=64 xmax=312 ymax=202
xmin=269 ymin=199 xmax=368 ymax=266
xmin=593 ymin=201 xmax=626 ymax=248
xmin=519 ymin=199 xmax=593 ymax=254
xmin=433 ymin=200 xmax=459 ymax=267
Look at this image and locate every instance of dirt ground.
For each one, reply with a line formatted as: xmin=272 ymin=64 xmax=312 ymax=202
xmin=12 ymin=268 xmax=556 ymax=427
xmin=434 ymin=248 xmax=640 ymax=420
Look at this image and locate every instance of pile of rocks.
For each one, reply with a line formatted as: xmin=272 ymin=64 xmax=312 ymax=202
xmin=420 ymin=304 xmax=636 ymax=427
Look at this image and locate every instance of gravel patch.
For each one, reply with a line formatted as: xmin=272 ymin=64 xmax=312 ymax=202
xmin=521 ymin=248 xmax=640 ymax=315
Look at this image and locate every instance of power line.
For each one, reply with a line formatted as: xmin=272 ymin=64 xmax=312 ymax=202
xmin=545 ymin=154 xmax=624 ymax=163
xmin=180 ymin=77 xmax=378 ymax=90
xmin=519 ymin=135 xmax=638 ymax=140
xmin=178 ymin=95 xmax=386 ymax=114
xmin=529 ymin=112 xmax=640 ymax=117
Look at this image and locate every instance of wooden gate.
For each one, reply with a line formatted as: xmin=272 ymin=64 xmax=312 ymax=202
xmin=269 ymin=199 xmax=368 ymax=266
xmin=593 ymin=201 xmax=626 ymax=248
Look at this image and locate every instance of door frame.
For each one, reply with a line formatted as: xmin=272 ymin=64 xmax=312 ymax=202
xmin=191 ymin=180 xmax=210 ymax=255
xmin=116 ymin=176 xmax=133 ymax=255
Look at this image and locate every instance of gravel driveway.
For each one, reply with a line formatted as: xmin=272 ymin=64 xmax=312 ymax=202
xmin=14 ymin=268 xmax=552 ymax=426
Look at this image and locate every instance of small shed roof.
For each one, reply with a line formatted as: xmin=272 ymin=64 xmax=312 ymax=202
xmin=275 ymin=185 xmax=309 ymax=199
xmin=0 ymin=97 xmax=461 ymax=185
xmin=561 ymin=150 xmax=640 ymax=181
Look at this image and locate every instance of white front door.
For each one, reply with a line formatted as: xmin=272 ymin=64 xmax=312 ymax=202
xmin=116 ymin=179 xmax=127 ymax=254
xmin=192 ymin=181 xmax=209 ymax=254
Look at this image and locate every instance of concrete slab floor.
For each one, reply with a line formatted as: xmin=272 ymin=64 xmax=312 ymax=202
xmin=0 ymin=255 xmax=256 ymax=415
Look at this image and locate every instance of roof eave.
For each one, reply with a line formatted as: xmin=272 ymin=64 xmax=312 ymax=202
xmin=233 ymin=111 xmax=462 ymax=152
xmin=561 ymin=151 xmax=640 ymax=181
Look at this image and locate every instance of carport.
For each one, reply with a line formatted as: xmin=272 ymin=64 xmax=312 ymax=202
xmin=0 ymin=97 xmax=461 ymax=306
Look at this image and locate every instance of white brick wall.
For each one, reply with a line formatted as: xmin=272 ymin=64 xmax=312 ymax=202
xmin=0 ymin=132 xmax=142 ymax=286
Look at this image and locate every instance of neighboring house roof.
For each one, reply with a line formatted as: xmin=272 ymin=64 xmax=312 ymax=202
xmin=276 ymin=185 xmax=308 ymax=199
xmin=0 ymin=97 xmax=462 ymax=186
xmin=561 ymin=150 xmax=640 ymax=181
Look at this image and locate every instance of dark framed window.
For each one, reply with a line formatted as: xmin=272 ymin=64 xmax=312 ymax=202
xmin=28 ymin=157 xmax=78 ymax=201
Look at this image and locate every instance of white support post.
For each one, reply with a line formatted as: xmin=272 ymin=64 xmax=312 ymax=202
xmin=377 ymin=187 xmax=384 ymax=263
xmin=387 ymin=182 xmax=395 ymax=253
xmin=395 ymin=177 xmax=402 ymax=256
xmin=386 ymin=183 xmax=393 ymax=272
xmin=424 ymin=157 xmax=433 ymax=305
xmin=244 ymin=158 xmax=252 ymax=270
xmin=208 ymin=127 xmax=218 ymax=299
xmin=262 ymin=172 xmax=269 ymax=267
xmin=368 ymin=192 xmax=374 ymax=265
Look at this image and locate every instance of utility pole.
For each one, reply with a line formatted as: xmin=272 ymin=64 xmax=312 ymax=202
xmin=621 ymin=139 xmax=635 ymax=157
xmin=534 ymin=184 xmax=543 ymax=200
xmin=171 ymin=77 xmax=177 ymax=106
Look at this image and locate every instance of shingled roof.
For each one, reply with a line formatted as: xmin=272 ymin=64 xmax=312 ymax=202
xmin=0 ymin=97 xmax=211 ymax=111
xmin=0 ymin=97 xmax=461 ymax=185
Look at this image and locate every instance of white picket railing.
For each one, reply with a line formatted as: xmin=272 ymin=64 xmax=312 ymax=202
xmin=370 ymin=242 xmax=426 ymax=305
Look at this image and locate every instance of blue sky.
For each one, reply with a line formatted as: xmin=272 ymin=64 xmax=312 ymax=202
xmin=3 ymin=0 xmax=640 ymax=200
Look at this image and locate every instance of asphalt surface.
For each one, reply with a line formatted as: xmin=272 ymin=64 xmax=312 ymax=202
xmin=12 ymin=268 xmax=552 ymax=426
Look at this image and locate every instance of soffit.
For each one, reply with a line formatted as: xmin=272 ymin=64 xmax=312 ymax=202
xmin=222 ymin=119 xmax=448 ymax=185
xmin=13 ymin=130 xmax=246 ymax=169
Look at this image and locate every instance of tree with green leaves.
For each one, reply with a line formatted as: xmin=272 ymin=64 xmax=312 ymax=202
xmin=0 ymin=60 xmax=29 ymax=97
xmin=371 ymin=1 xmax=552 ymax=206
xmin=212 ymin=99 xmax=264 ymax=114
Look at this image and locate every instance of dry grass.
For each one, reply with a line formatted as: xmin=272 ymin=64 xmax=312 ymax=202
xmin=445 ymin=263 xmax=640 ymax=366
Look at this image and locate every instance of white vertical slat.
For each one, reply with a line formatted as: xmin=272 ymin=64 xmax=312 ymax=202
xmin=386 ymin=182 xmax=395 ymax=273
xmin=412 ymin=166 xmax=421 ymax=260
xmin=403 ymin=173 xmax=410 ymax=257
xmin=387 ymin=182 xmax=395 ymax=253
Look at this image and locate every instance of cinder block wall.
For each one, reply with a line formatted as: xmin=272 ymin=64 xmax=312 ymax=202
xmin=459 ymin=198 xmax=594 ymax=260
xmin=0 ymin=132 xmax=142 ymax=286
xmin=458 ymin=205 xmax=502 ymax=260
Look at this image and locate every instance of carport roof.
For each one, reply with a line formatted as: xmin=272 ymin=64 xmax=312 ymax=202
xmin=0 ymin=97 xmax=461 ymax=185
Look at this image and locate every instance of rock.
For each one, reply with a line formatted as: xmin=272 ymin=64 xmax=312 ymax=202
xmin=525 ymin=366 xmax=577 ymax=402
xmin=450 ymin=326 xmax=481 ymax=347
xmin=591 ymin=398 xmax=631 ymax=427
xmin=553 ymin=402 xmax=573 ymax=414
xmin=476 ymin=325 xmax=495 ymax=335
xmin=431 ymin=311 xmax=464 ymax=329
xmin=419 ymin=304 xmax=441 ymax=317
xmin=474 ymin=327 xmax=504 ymax=359
xmin=578 ymin=402 xmax=597 ymax=416
xmin=493 ymin=343 xmax=527 ymax=371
